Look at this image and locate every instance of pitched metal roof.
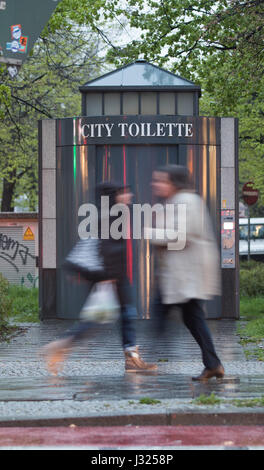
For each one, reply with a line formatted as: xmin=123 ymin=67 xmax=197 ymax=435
xmin=80 ymin=60 xmax=199 ymax=90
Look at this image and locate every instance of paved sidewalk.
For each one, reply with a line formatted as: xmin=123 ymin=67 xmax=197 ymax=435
xmin=0 ymin=318 xmax=263 ymax=424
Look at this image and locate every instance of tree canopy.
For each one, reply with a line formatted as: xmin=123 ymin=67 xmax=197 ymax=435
xmin=45 ymin=0 xmax=264 ymax=205
xmin=1 ymin=0 xmax=264 ymax=209
xmin=0 ymin=21 xmax=104 ymax=211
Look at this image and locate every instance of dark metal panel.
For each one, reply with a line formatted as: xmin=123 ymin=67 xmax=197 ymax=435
xmin=221 ymin=269 xmax=237 ymax=319
xmin=41 ymin=269 xmax=57 ymax=320
xmin=56 ymin=145 xmax=96 ymax=319
xmin=38 ymin=120 xmax=43 ymax=320
xmin=81 ymin=93 xmax=86 ymax=116
xmin=235 ymin=118 xmax=240 ymax=319
xmin=178 ymin=144 xmax=187 ymax=166
xmin=102 ymin=92 xmax=105 ymax=116
xmin=138 ymin=93 xmax=142 ymax=115
xmin=157 ymin=92 xmax=160 ymax=115
xmin=220 ymin=118 xmax=239 ymax=319
xmin=95 ymin=144 xmax=179 ymax=318
xmin=47 ymin=115 xmax=233 ymax=320
xmin=120 ymin=92 xmax=124 ymax=115
xmin=194 ymin=92 xmax=199 ymax=116
xmin=175 ymin=93 xmax=178 ymax=115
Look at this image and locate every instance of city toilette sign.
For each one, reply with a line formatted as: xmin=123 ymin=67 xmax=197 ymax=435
xmin=81 ymin=121 xmax=194 ymax=139
xmin=57 ymin=116 xmax=220 ymax=146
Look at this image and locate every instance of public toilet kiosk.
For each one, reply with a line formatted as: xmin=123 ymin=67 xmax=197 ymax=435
xmin=39 ymin=60 xmax=239 ymax=320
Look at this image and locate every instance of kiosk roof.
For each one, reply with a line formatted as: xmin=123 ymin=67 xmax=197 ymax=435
xmin=81 ymin=60 xmax=199 ymax=90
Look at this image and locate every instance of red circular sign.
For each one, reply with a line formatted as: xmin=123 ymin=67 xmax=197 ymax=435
xmin=242 ymin=182 xmax=259 ymax=206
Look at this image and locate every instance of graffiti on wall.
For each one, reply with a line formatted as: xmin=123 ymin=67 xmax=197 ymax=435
xmin=21 ymin=273 xmax=39 ymax=288
xmin=0 ymin=231 xmax=36 ymax=273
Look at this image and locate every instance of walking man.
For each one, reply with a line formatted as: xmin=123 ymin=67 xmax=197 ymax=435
xmin=147 ymin=165 xmax=224 ymax=381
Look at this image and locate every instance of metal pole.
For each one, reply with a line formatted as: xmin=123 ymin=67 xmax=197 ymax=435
xmin=248 ymin=207 xmax=250 ymax=262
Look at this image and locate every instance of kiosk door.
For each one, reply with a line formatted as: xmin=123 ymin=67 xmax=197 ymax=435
xmin=56 ymin=142 xmax=220 ymax=319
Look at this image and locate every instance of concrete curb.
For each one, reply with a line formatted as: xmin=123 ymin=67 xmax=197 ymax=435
xmin=1 ymin=410 xmax=264 ymax=427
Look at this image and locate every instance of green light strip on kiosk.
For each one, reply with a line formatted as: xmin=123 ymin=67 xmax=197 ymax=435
xmin=73 ymin=118 xmax=77 ymax=185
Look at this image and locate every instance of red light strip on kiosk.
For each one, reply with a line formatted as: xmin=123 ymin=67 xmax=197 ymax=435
xmin=123 ymin=145 xmax=133 ymax=284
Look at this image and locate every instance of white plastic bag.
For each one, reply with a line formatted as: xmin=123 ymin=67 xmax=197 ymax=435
xmin=80 ymin=282 xmax=120 ymax=323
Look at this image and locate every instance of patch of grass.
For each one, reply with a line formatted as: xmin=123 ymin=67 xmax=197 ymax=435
xmin=238 ymin=297 xmax=264 ymax=361
xmin=158 ymin=359 xmax=169 ymax=363
xmin=191 ymin=394 xmax=264 ymax=409
xmin=239 ymin=318 xmax=264 ymax=343
xmin=139 ymin=397 xmax=161 ymax=405
xmin=193 ymin=393 xmax=222 ymax=406
xmin=240 ymin=296 xmax=264 ymax=321
xmin=7 ymin=285 xmax=39 ymax=323
xmin=244 ymin=348 xmax=264 ymax=362
xmin=240 ymin=262 xmax=264 ymax=297
xmin=128 ymin=401 xmax=135 ymax=405
xmin=0 ymin=321 xmax=22 ymax=343
xmin=239 ymin=338 xmax=258 ymax=346
xmin=231 ymin=397 xmax=264 ymax=408
xmin=244 ymin=350 xmax=252 ymax=359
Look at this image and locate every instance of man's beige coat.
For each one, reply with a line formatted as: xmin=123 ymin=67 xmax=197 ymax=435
xmin=147 ymin=191 xmax=221 ymax=305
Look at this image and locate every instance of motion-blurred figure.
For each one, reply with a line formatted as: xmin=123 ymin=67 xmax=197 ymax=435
xmin=42 ymin=182 xmax=157 ymax=375
xmin=148 ymin=165 xmax=224 ymax=381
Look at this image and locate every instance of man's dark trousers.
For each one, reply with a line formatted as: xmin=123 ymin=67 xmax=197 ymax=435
xmin=153 ymin=293 xmax=221 ymax=370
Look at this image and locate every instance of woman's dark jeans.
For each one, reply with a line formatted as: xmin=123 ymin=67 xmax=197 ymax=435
xmin=63 ymin=278 xmax=137 ymax=349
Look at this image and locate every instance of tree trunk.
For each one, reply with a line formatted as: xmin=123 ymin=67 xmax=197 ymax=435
xmin=1 ymin=176 xmax=16 ymax=212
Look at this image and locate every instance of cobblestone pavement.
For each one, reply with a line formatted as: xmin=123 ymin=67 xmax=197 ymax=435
xmin=0 ymin=319 xmax=263 ymax=420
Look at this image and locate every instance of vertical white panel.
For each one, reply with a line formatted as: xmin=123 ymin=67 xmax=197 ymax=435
xmin=42 ymin=219 xmax=56 ymax=269
xmin=221 ymin=118 xmax=235 ymax=167
xmin=42 ymin=170 xmax=56 ymax=219
xmin=41 ymin=120 xmax=57 ymax=269
xmin=42 ymin=120 xmax=56 ymax=169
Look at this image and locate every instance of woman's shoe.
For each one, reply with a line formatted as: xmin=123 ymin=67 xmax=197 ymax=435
xmin=125 ymin=346 xmax=158 ymax=372
xmin=41 ymin=338 xmax=72 ymax=376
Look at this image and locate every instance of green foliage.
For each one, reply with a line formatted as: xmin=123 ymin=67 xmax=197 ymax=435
xmin=2 ymin=0 xmax=264 ymax=207
xmin=193 ymin=393 xmax=264 ymax=408
xmin=7 ymin=286 xmax=39 ymax=323
xmin=0 ymin=19 xmax=103 ymax=211
xmin=240 ymin=262 xmax=264 ymax=297
xmin=0 ymin=82 xmax=11 ymax=120
xmin=240 ymin=296 xmax=264 ymax=321
xmin=0 ymin=275 xmax=22 ymax=342
xmin=139 ymin=397 xmax=161 ymax=405
xmin=238 ymin=296 xmax=264 ymax=361
xmin=231 ymin=397 xmax=264 ymax=408
xmin=60 ymin=0 xmax=264 ymax=207
xmin=239 ymin=318 xmax=264 ymax=343
xmin=0 ymin=274 xmax=13 ymax=321
xmin=244 ymin=348 xmax=264 ymax=362
xmin=193 ymin=393 xmax=222 ymax=406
